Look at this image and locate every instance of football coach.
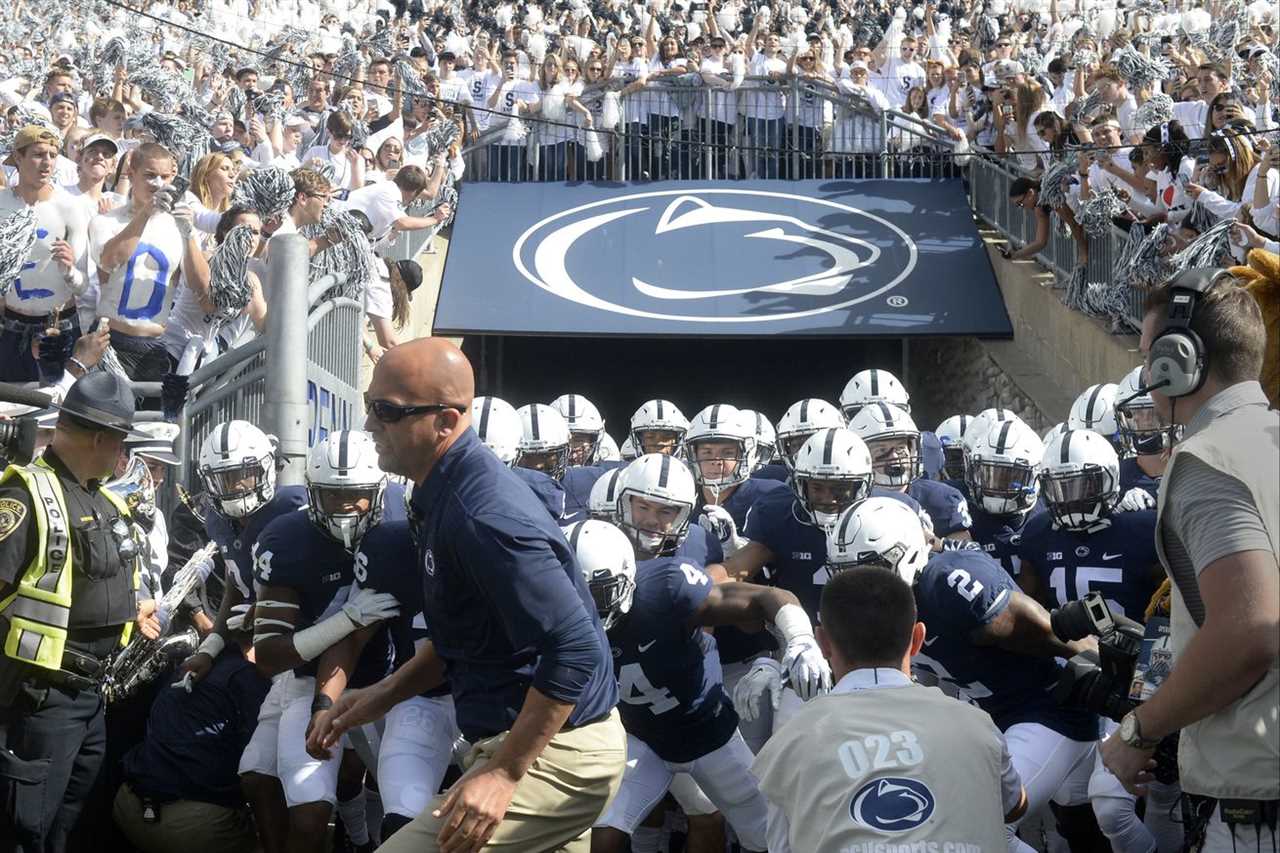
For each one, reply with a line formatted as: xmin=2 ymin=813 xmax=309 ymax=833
xmin=319 ymin=338 xmax=625 ymax=852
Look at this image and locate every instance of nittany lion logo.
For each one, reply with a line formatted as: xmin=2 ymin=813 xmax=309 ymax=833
xmin=513 ymin=189 xmax=917 ymax=324
xmin=849 ymin=777 xmax=936 ymax=833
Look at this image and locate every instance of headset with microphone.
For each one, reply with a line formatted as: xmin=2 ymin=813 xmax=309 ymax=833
xmin=1145 ymin=267 xmax=1235 ymax=400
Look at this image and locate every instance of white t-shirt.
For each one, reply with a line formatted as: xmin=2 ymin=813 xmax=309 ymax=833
xmin=1150 ymin=158 xmax=1197 ymax=226
xmin=877 ymin=56 xmax=926 ymax=108
xmin=365 ymin=255 xmax=393 ymax=320
xmin=460 ymin=69 xmax=502 ymax=130
xmin=301 ymin=144 xmax=355 ymax=190
xmin=744 ymin=54 xmax=786 ymax=120
xmin=0 ymin=185 xmax=91 ymax=316
xmin=339 ymin=181 xmax=404 ymax=243
xmin=89 ymin=204 xmax=186 ymax=334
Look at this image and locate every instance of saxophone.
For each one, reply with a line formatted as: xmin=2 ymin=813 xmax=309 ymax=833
xmin=101 ymin=542 xmax=219 ymax=704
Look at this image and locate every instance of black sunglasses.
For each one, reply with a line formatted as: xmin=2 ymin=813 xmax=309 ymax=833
xmin=365 ymin=398 xmax=466 ymax=423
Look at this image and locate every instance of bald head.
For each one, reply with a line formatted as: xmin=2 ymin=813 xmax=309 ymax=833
xmin=365 ymin=338 xmax=475 ymax=482
xmin=378 ymin=338 xmax=475 ymax=407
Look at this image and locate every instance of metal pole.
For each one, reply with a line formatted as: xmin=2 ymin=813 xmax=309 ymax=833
xmin=263 ymin=233 xmax=311 ymax=487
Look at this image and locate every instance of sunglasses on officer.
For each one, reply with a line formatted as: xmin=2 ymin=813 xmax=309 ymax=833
xmin=364 ymin=395 xmax=467 ymax=423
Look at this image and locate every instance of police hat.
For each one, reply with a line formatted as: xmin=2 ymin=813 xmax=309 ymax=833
xmin=59 ymin=372 xmax=147 ymax=439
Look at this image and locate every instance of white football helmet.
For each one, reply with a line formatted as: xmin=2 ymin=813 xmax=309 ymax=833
xmin=619 ymin=434 xmax=638 ymax=462
xmin=848 ymin=403 xmax=921 ymax=487
xmin=775 ymin=398 xmax=845 ymax=470
xmin=629 ymin=399 xmax=690 ymax=456
xmin=966 ymin=419 xmax=1044 ymax=516
xmin=826 ymin=497 xmax=931 ymax=584
xmin=565 ymin=519 xmax=636 ymax=630
xmin=198 ymin=420 xmax=277 ymax=519
xmin=839 ymin=368 xmax=911 ymax=422
xmin=740 ymin=408 xmax=776 ymax=469
xmin=962 ymin=407 xmax=1022 ymax=471
xmin=684 ymin=404 xmax=756 ymax=495
xmin=516 ymin=403 xmax=572 ymax=481
xmin=551 ymin=393 xmax=606 ymax=466
xmin=617 ymin=453 xmax=696 ymax=556
xmin=1040 ymin=428 xmax=1121 ymax=530
xmin=304 ymin=430 xmax=387 ymax=550
xmin=791 ymin=427 xmax=874 ymax=529
xmin=472 ymin=396 xmax=522 ymax=465
xmin=596 ymin=432 xmax=622 ymax=462
xmin=1068 ymin=384 xmax=1121 ymax=450
xmin=588 ymin=467 xmax=626 ymax=523
xmin=934 ymin=414 xmax=973 ymax=481
xmin=1042 ymin=422 xmax=1069 ymax=442
xmin=1115 ymin=366 xmax=1175 ymax=455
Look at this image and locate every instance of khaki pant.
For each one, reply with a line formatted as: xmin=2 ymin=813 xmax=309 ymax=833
xmin=112 ymin=781 xmax=258 ymax=853
xmin=379 ymin=710 xmax=627 ymax=852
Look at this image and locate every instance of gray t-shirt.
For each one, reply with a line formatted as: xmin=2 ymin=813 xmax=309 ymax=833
xmin=1161 ymin=455 xmax=1274 ymax=625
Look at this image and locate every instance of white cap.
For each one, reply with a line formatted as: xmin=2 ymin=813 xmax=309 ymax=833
xmin=851 ymin=60 xmax=869 ymax=71
xmin=81 ymin=132 xmax=119 ymax=156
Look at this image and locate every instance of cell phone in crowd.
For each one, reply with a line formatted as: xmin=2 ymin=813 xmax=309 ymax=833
xmin=169 ymin=175 xmax=191 ymax=197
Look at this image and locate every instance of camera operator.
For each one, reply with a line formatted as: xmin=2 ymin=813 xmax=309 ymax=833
xmin=1101 ymin=268 xmax=1279 ymax=853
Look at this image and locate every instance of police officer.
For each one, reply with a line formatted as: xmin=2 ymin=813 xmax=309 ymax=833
xmin=0 ymin=371 xmax=155 ymax=853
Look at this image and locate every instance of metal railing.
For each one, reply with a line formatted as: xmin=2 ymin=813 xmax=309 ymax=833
xmin=967 ymin=154 xmax=1145 ymax=332
xmin=459 ymin=76 xmax=962 ymax=182
xmin=173 ymin=234 xmax=366 ymax=502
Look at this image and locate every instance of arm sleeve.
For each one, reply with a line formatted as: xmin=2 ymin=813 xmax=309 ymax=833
xmin=0 ymin=484 xmax=36 ymax=587
xmin=1164 ymin=456 xmax=1274 ymax=576
xmin=923 ymin=554 xmax=1014 ymax=635
xmin=459 ymin=513 xmax=602 ymax=704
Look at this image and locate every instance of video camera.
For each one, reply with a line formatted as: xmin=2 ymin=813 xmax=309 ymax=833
xmin=0 ymin=417 xmax=39 ymax=466
xmin=1051 ymin=593 xmax=1179 ymax=783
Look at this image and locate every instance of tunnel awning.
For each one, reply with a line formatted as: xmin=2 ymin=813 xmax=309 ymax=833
xmin=435 ymin=179 xmax=1012 ymax=339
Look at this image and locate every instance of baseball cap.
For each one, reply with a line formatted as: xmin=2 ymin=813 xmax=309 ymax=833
xmin=59 ymin=372 xmax=147 ymax=438
xmin=395 ymin=259 xmax=423 ymax=293
xmin=283 ymin=113 xmax=311 ymax=128
xmin=12 ymin=125 xmax=60 ymax=152
xmin=125 ymin=421 xmax=181 ymax=465
xmin=81 ymin=132 xmax=119 ymax=156
xmin=48 ymin=92 xmax=77 ymax=109
xmin=851 ymin=60 xmax=870 ymax=71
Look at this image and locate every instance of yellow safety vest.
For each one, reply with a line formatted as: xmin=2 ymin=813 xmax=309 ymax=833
xmin=0 ymin=457 xmax=141 ymax=670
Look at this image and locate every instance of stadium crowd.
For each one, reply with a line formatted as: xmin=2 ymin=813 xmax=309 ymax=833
xmin=0 ymin=0 xmax=1277 ymax=851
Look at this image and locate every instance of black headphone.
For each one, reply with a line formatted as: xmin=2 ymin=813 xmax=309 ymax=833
xmin=1147 ymin=267 xmax=1233 ymax=399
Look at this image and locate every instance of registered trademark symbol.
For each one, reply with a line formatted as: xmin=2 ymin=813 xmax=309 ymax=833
xmin=887 ymin=295 xmax=909 ymax=308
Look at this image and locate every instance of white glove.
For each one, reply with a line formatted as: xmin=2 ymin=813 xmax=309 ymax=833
xmin=698 ymin=504 xmax=750 ymax=557
xmin=225 ymin=603 xmax=252 ymax=632
xmin=733 ymin=656 xmax=784 ymax=722
xmin=775 ymin=603 xmax=832 ymax=701
xmin=1117 ymin=487 xmax=1156 ymax=512
xmin=171 ymin=202 xmax=194 ymax=239
xmin=341 ymin=587 xmax=401 ymax=627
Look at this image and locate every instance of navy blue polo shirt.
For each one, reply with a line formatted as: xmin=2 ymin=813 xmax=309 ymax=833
xmin=411 ymin=428 xmax=618 ymax=741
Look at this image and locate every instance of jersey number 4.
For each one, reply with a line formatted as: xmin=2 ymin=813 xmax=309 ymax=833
xmin=619 ymin=662 xmax=678 ymax=714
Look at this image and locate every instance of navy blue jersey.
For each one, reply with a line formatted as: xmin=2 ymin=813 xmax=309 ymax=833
xmin=1118 ymin=457 xmax=1161 ymax=501
xmin=205 ymin=485 xmax=307 ymax=603
xmin=921 ymin=430 xmax=945 ymax=480
xmin=750 ymin=463 xmax=790 ymax=483
xmin=1016 ymin=510 xmax=1161 ymax=620
xmin=252 ymin=504 xmax=400 ymax=686
xmin=907 ymin=478 xmax=972 ymax=537
xmin=355 ymin=519 xmax=450 ymax=698
xmin=949 ymin=480 xmax=1047 ymax=577
xmin=695 ymin=478 xmax=787 ymax=665
xmin=913 ymin=550 xmax=1100 ymax=742
xmin=561 ymin=465 xmax=604 ymax=523
xmin=609 ymin=558 xmax=737 ymax=763
xmin=693 ymin=477 xmax=788 ymax=531
xmin=674 ymin=524 xmax=724 ymax=566
xmin=513 ymin=466 xmax=567 ymax=521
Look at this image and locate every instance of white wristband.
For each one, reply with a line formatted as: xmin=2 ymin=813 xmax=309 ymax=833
xmin=773 ymin=603 xmax=816 ymax=646
xmin=291 ymin=611 xmax=358 ymax=662
xmin=197 ymin=632 xmax=226 ymax=659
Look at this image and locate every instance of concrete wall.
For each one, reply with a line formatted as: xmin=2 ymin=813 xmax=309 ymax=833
xmin=909 ymin=233 xmax=1145 ymax=432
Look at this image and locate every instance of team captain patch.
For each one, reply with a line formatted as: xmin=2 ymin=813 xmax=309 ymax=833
xmin=0 ymin=497 xmax=26 ymax=543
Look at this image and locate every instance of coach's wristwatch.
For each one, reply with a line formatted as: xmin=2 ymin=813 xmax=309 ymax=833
xmin=1119 ymin=710 xmax=1161 ymax=749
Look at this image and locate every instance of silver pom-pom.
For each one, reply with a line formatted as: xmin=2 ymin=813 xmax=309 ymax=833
xmin=1133 ymin=94 xmax=1174 ymax=134
xmin=1118 ymin=222 xmax=1175 ymax=291
xmin=208 ymin=225 xmax=257 ymax=324
xmin=138 ymin=112 xmax=211 ymax=180
xmin=1170 ymin=217 xmax=1234 ymax=270
xmin=0 ymin=208 xmax=38 ymax=300
xmin=232 ymin=167 xmax=296 ymax=220
xmin=1079 ymin=188 xmax=1129 ymax=236
xmin=1113 ymin=44 xmax=1173 ymax=91
xmin=1040 ymin=153 xmax=1080 ymax=210
xmin=303 ymin=209 xmax=374 ymax=301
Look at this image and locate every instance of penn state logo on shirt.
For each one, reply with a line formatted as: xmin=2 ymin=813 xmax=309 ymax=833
xmin=849 ymin=777 xmax=936 ymax=833
xmin=424 ymin=548 xmax=436 ymax=577
xmin=513 ymin=190 xmax=917 ymax=325
xmin=1075 ymin=546 xmax=1091 ymax=558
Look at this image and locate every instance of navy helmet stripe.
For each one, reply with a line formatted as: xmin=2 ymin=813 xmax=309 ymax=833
xmin=709 ymin=405 xmax=719 ymax=429
xmin=530 ymin=406 xmax=541 ymax=440
xmin=656 ymin=400 xmax=664 ymax=421
xmin=1060 ymin=429 xmax=1073 ymax=465
xmin=836 ymin=502 xmax=856 ymax=541
xmin=478 ymin=398 xmax=492 ymax=439
xmin=877 ymin=401 xmax=892 ymax=426
xmin=568 ymin=396 xmax=577 ymax=419
xmin=823 ymin=427 xmax=836 ymax=465
xmin=658 ymin=454 xmax=671 ymax=488
xmin=1086 ymin=385 xmax=1104 ymax=426
xmin=338 ymin=431 xmax=350 ymax=469
xmin=994 ymin=421 xmax=1013 ymax=455
xmin=800 ymin=399 xmax=810 ymax=423
xmin=568 ymin=521 xmax=585 ymax=552
xmin=870 ymin=369 xmax=880 ymax=396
